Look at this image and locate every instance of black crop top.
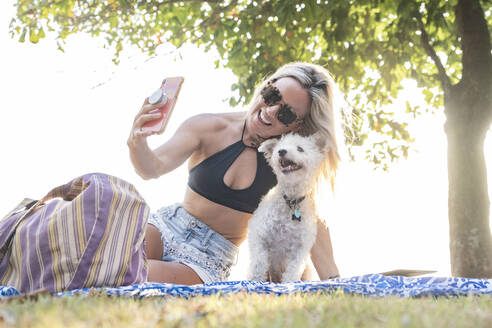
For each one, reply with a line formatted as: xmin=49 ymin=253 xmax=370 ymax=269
xmin=187 ymin=122 xmax=277 ymax=213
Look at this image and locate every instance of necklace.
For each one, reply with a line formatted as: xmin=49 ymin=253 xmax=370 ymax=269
xmin=283 ymin=194 xmax=305 ymax=221
xmin=241 ymin=120 xmax=261 ymax=149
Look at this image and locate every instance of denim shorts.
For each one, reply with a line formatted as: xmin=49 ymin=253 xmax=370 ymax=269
xmin=147 ymin=204 xmax=238 ymax=284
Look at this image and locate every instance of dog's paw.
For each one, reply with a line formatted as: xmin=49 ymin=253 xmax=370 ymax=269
xmin=247 ymin=265 xmax=269 ymax=281
xmin=280 ymin=274 xmax=302 ymax=283
xmin=248 ymin=274 xmax=268 ymax=282
xmin=281 ymin=267 xmax=304 ymax=283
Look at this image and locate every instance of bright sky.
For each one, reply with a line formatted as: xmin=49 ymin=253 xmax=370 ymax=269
xmin=1 ymin=1 xmax=491 ymax=280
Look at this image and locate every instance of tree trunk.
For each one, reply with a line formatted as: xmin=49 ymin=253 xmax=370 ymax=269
xmin=443 ymin=0 xmax=492 ymax=278
xmin=445 ymin=106 xmax=492 ymax=278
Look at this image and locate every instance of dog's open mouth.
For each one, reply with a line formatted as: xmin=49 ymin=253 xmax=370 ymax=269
xmin=279 ymin=158 xmax=302 ymax=173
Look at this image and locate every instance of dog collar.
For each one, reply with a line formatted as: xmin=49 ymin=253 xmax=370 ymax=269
xmin=283 ymin=195 xmax=305 ymax=221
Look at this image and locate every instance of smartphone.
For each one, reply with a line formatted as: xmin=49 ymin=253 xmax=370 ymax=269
xmin=142 ymin=76 xmax=185 ymax=134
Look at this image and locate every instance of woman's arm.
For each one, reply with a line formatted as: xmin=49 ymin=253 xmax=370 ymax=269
xmin=310 ymin=219 xmax=340 ymax=280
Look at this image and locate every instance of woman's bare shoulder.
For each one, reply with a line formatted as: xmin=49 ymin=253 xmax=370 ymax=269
xmin=184 ymin=112 xmax=246 ymax=134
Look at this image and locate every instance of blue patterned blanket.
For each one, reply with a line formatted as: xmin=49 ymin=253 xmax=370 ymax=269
xmin=1 ymin=274 xmax=491 ymax=299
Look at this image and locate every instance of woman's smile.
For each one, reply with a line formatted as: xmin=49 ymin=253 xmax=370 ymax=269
xmin=258 ymin=108 xmax=273 ymax=126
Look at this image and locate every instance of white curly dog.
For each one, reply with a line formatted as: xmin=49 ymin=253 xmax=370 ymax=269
xmin=247 ymin=132 xmax=330 ymax=283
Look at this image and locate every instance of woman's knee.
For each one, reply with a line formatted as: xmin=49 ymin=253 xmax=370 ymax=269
xmin=145 ymin=224 xmax=164 ymax=260
xmin=147 ymin=260 xmax=203 ymax=285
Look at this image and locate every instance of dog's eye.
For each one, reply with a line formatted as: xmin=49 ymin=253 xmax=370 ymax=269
xmin=297 ymin=146 xmax=304 ymax=152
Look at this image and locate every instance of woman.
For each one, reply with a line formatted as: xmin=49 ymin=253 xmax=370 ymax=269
xmin=127 ymin=62 xmax=341 ymax=284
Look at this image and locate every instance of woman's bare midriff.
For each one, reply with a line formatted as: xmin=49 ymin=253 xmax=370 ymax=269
xmin=179 ymin=112 xmax=257 ymax=246
xmin=181 ymin=187 xmax=252 ymax=246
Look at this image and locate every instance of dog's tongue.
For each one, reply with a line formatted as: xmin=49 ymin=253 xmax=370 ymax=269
xmin=282 ymin=164 xmax=297 ymax=172
xmin=280 ymin=159 xmax=296 ymax=168
xmin=280 ymin=158 xmax=300 ymax=172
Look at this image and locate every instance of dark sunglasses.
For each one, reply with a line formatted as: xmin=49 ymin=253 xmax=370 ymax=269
xmin=260 ymin=79 xmax=300 ymax=127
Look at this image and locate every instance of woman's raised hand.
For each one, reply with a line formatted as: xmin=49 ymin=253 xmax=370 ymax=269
xmin=128 ymin=98 xmax=166 ymax=143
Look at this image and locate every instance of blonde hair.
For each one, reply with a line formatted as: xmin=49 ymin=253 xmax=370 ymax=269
xmin=253 ymin=62 xmax=343 ymax=191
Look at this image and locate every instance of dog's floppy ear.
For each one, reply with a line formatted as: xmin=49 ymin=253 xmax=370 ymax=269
xmin=258 ymin=138 xmax=278 ymax=160
xmin=311 ymin=132 xmax=332 ymax=154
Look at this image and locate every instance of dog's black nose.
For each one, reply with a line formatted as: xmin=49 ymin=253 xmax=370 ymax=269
xmin=278 ymin=149 xmax=287 ymax=157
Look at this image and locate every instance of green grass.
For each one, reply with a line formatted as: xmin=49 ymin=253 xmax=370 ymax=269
xmin=1 ymin=292 xmax=491 ymax=327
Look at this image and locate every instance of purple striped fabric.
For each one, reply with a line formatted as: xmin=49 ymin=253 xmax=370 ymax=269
xmin=0 ymin=173 xmax=149 ymax=293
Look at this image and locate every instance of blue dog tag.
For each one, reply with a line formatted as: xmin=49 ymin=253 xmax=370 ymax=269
xmin=292 ymin=208 xmax=301 ymax=221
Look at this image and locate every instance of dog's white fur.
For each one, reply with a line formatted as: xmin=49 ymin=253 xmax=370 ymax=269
xmin=247 ymin=132 xmax=330 ymax=282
